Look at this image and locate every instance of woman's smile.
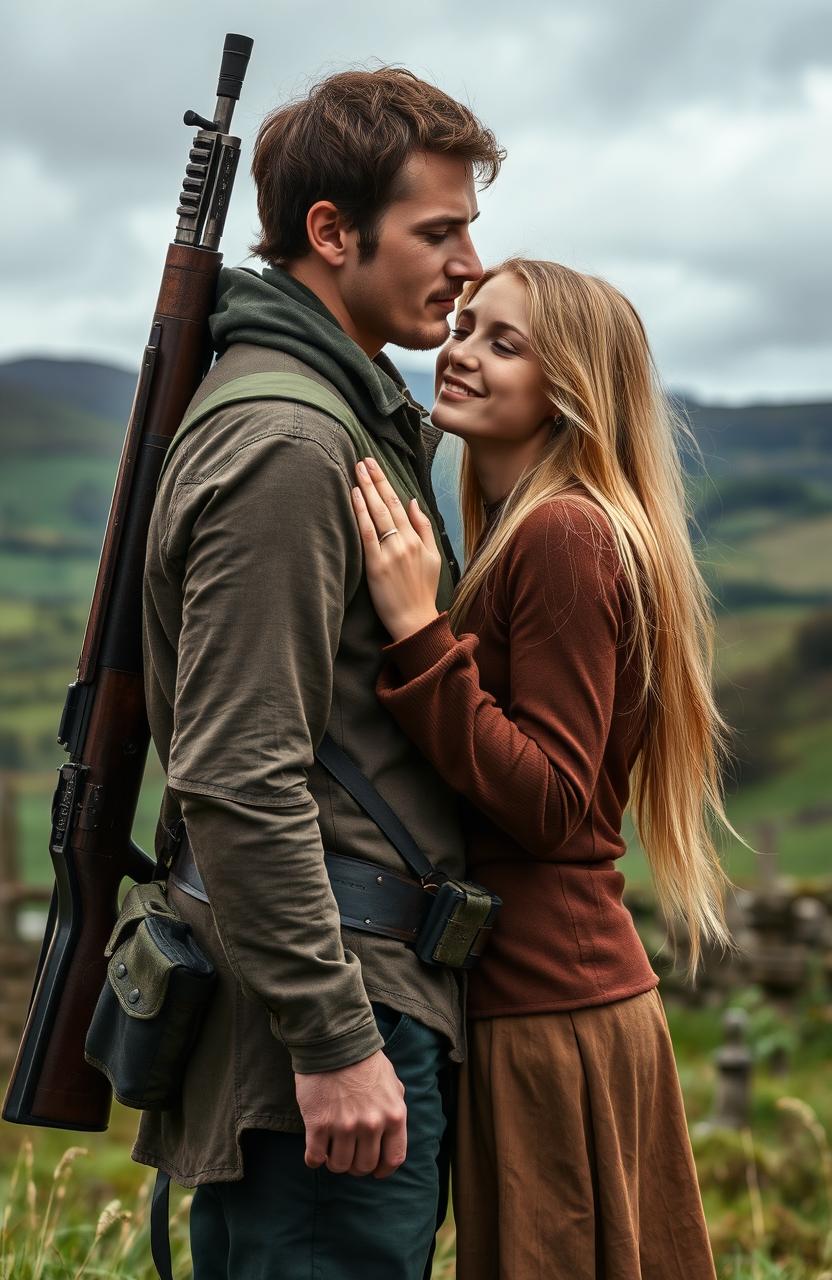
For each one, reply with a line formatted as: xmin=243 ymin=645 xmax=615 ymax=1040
xmin=439 ymin=373 xmax=484 ymax=399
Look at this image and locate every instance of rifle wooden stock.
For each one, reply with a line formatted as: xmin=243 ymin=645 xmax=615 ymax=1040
xmin=79 ymin=246 xmax=221 ymax=683
xmin=3 ymin=32 xmax=253 ymax=1130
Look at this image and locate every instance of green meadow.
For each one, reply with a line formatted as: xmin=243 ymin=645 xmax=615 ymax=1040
xmin=0 ymin=398 xmax=829 ymax=881
xmin=1 ymin=362 xmax=832 ymax=1276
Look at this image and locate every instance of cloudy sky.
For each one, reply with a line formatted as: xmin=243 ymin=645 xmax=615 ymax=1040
xmin=3 ymin=0 xmax=830 ymax=403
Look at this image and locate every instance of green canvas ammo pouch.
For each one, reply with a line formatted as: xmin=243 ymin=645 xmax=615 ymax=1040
xmin=84 ymin=880 xmax=216 ymax=1110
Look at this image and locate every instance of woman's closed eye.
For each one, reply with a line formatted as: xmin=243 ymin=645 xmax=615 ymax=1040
xmin=449 ymin=326 xmax=518 ymax=357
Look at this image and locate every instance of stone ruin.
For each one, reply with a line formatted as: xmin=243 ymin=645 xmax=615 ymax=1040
xmin=625 ymin=818 xmax=832 ymax=1008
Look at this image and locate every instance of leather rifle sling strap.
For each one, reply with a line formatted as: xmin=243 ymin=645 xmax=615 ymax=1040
xmin=148 ymin=373 xmax=449 ymax=1279
xmin=315 ymin=734 xmax=436 ymax=883
xmin=150 ymin=1171 xmax=173 ymax=1280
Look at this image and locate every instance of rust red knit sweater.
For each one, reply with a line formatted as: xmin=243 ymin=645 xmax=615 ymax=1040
xmin=377 ymin=496 xmax=659 ymax=1016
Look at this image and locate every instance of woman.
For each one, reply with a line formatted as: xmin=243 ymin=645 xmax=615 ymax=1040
xmin=350 ymin=259 xmax=733 ymax=1280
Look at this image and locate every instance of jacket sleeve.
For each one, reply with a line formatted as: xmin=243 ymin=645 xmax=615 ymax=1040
xmin=159 ymin=424 xmax=383 ymax=1073
xmin=375 ymin=501 xmax=624 ymax=860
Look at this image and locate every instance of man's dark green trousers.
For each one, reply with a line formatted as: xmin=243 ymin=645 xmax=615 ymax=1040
xmin=187 ymin=1004 xmax=451 ymax=1279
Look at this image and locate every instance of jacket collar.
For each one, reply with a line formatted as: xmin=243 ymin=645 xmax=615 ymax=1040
xmin=210 ymin=266 xmax=425 ymax=460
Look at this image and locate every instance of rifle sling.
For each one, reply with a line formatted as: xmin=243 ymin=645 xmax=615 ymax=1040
xmin=314 ymin=734 xmax=436 ymax=884
xmin=158 ymin=372 xmax=452 ymax=597
xmin=150 ymin=1170 xmax=172 ymax=1280
xmin=157 ymin=370 xmax=446 ymax=889
xmin=169 ymin=734 xmax=441 ymax=897
xmin=149 ymin=375 xmax=452 ymax=1280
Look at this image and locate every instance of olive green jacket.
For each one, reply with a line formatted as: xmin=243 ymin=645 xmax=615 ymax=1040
xmin=132 ymin=273 xmax=465 ymax=1186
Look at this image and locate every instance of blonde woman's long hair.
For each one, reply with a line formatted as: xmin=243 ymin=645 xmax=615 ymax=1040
xmin=448 ymin=259 xmax=738 ymax=974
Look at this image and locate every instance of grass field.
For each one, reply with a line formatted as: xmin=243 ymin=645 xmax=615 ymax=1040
xmin=707 ymin=512 xmax=832 ymax=597
xmin=715 ymin=606 xmax=809 ymax=680
xmin=0 ymin=457 xmax=116 ymax=541
xmin=5 ymin=545 xmax=828 ymax=894
xmin=8 ymin=710 xmax=831 ymax=894
xmin=3 ymin=991 xmax=832 ymax=1278
xmin=0 ymin=554 xmax=98 ymax=605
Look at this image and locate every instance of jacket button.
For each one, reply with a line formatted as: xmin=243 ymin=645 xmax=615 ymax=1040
xmin=127 ymin=989 xmax=141 ymax=1004
xmin=115 ymin=963 xmax=127 ymax=978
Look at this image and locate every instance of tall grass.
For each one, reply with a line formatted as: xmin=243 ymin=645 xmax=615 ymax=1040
xmin=0 ymin=1135 xmax=456 ymax=1279
xmin=0 ymin=1139 xmax=191 ymax=1279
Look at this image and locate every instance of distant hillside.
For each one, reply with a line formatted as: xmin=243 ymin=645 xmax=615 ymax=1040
xmin=684 ymin=398 xmax=832 ymax=453
xmin=684 ymin=397 xmax=832 ymax=481
xmin=2 ymin=355 xmax=831 ymax=477
xmin=1 ymin=358 xmax=831 ymax=880
xmin=0 ymin=357 xmax=137 ymax=424
xmin=0 ymin=380 xmax=122 ymax=459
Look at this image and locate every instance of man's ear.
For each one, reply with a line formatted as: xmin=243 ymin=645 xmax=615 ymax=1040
xmin=306 ymin=201 xmax=353 ymax=267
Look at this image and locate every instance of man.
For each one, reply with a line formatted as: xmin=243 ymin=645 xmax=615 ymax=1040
xmin=134 ymin=67 xmax=503 ymax=1278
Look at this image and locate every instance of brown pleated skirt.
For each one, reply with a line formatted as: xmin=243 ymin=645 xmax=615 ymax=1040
xmin=454 ymin=988 xmax=716 ymax=1280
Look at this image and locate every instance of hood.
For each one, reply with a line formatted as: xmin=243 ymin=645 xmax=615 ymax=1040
xmin=210 ymin=265 xmax=423 ymax=456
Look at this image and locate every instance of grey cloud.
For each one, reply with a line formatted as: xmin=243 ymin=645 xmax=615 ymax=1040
xmin=2 ymin=0 xmax=830 ymax=400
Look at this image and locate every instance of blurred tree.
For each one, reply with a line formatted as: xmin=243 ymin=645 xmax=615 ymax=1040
xmin=793 ymin=609 xmax=832 ymax=674
xmin=66 ymin=479 xmax=109 ymax=529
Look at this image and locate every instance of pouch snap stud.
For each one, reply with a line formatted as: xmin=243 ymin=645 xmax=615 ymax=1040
xmin=127 ymin=989 xmax=141 ymax=1004
xmin=115 ymin=963 xmax=127 ymax=978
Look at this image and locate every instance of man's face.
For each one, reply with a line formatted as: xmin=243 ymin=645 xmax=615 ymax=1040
xmin=338 ymin=151 xmax=483 ymax=354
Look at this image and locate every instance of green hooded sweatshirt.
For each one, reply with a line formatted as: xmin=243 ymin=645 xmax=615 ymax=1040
xmin=210 ymin=265 xmax=458 ymax=591
xmin=133 ymin=266 xmax=466 ymax=1186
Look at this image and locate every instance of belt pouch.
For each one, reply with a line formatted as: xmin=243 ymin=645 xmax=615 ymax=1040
xmin=414 ymin=879 xmax=501 ymax=970
xmin=84 ymin=880 xmax=216 ymax=1110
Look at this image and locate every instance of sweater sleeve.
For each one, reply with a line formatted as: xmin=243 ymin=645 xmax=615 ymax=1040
xmin=376 ymin=500 xmax=624 ymax=859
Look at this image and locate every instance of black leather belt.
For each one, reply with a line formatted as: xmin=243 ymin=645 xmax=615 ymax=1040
xmin=169 ymin=836 xmax=449 ymax=948
xmin=163 ymin=734 xmax=496 ymax=965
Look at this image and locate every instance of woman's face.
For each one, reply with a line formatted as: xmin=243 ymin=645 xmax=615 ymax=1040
xmin=431 ymin=272 xmax=552 ymax=446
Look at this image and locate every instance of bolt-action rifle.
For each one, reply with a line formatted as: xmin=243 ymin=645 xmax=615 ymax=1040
xmin=2 ymin=33 xmax=254 ymax=1133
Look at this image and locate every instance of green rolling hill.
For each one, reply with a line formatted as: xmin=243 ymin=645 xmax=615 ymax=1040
xmin=0 ymin=355 xmax=830 ymax=889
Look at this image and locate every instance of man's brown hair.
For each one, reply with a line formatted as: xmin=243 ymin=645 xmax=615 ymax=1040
xmin=251 ymin=67 xmax=504 ymax=266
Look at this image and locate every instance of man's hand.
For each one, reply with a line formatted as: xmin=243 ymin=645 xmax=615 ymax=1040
xmin=295 ymin=1048 xmax=408 ymax=1178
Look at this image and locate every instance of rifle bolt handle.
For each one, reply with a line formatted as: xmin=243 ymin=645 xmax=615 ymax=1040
xmin=183 ymin=109 xmax=216 ymax=130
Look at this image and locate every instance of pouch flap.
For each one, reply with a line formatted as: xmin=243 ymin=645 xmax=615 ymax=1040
xmin=108 ymin=917 xmax=180 ymax=1019
xmin=104 ymin=880 xmax=176 ymax=957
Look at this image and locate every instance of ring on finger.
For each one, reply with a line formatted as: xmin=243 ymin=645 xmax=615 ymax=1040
xmin=378 ymin=529 xmax=399 ymax=544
